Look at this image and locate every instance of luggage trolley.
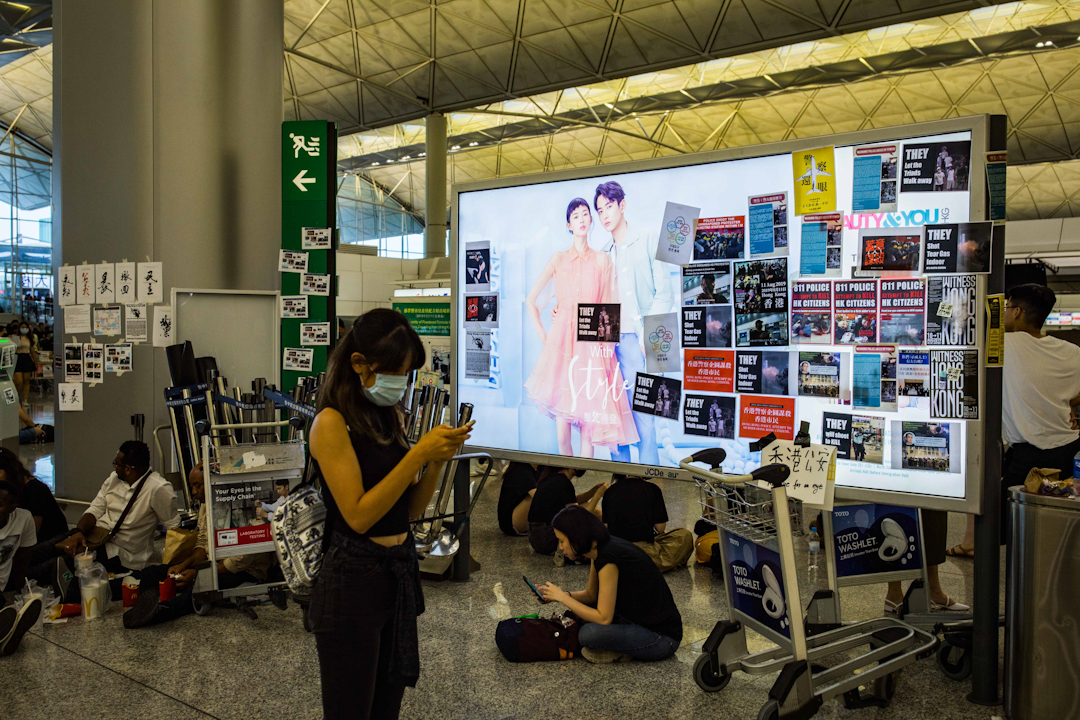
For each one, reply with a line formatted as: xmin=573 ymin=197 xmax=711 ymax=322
xmin=194 ymin=419 xmax=305 ymax=617
xmin=683 ymin=449 xmax=937 ymax=719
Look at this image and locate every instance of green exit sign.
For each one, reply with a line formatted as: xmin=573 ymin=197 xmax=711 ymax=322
xmin=282 ymin=121 xmax=330 ymax=204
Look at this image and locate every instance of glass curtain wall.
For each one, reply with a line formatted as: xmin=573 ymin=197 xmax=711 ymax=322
xmin=336 ymin=172 xmax=426 ymax=258
xmin=0 ymin=133 xmax=51 ymax=322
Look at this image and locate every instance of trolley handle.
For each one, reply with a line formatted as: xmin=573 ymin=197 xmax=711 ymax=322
xmin=680 ymin=455 xmax=792 ymax=488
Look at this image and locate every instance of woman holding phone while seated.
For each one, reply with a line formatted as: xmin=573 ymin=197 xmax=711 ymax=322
xmin=538 ymin=506 xmax=682 ymax=663
xmin=309 ymin=309 xmax=473 ymax=720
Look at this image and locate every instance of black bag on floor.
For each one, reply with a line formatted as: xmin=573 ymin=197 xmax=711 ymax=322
xmin=496 ymin=614 xmax=581 ymax=662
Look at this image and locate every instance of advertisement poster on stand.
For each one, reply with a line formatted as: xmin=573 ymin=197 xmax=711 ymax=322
xmin=851 ymin=143 xmax=899 ymax=213
xmin=747 ymin=192 xmax=789 ymax=257
xmin=791 ymin=281 xmax=832 ymax=344
xmin=723 ymin=530 xmax=790 ymax=638
xmin=830 ymin=504 xmax=922 ymax=577
xmin=878 ymin=279 xmax=925 ymax=345
xmin=211 ymin=479 xmax=275 ymax=549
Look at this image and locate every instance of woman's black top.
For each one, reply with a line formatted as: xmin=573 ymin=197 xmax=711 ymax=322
xmin=317 ymin=428 xmax=411 ymax=539
xmin=594 ymin=536 xmax=683 ymax=642
xmin=527 ymin=472 xmax=576 ymax=526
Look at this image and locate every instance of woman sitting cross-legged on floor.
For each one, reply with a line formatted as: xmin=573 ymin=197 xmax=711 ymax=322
xmin=537 ymin=505 xmax=682 ymax=663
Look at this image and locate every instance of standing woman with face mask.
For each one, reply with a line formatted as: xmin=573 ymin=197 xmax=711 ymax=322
xmin=308 ymin=309 xmax=472 ymax=720
xmin=12 ymin=322 xmax=38 ymax=406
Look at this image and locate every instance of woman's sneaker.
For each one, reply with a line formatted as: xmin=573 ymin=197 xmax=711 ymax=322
xmin=581 ymin=647 xmax=632 ymax=663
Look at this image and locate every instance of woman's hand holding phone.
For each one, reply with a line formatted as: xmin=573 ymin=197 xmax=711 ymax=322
xmin=538 ymin=582 xmax=567 ymax=605
xmin=414 ymin=421 xmax=474 ymax=463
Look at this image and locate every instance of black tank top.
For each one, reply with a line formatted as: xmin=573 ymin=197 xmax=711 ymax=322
xmin=317 ymin=429 xmax=412 ymax=539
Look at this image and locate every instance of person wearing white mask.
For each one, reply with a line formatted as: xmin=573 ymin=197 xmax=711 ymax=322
xmin=307 ymin=310 xmax=473 ymax=719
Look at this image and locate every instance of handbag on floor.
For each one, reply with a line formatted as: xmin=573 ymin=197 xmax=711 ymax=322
xmin=495 ymin=612 xmax=582 ymax=662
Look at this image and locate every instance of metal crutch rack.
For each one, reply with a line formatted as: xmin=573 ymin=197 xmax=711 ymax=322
xmin=192 ymin=418 xmax=305 ymax=618
xmin=683 ymin=449 xmax=937 ymax=719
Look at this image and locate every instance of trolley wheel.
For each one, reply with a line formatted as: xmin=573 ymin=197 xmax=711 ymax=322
xmin=193 ymin=600 xmax=213 ymax=617
xmin=937 ymin=640 xmax=972 ymax=681
xmin=874 ymin=671 xmax=899 ymax=700
xmin=756 ymin=699 xmax=779 ymax=720
xmin=693 ymin=654 xmax=731 ymax=693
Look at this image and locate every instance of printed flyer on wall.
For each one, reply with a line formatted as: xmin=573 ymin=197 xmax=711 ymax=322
xmin=747 ymin=192 xmax=788 ymax=258
xmin=683 ymin=349 xmax=734 ymax=393
xmin=856 ymin=227 xmax=922 ymax=276
xmin=823 ymin=412 xmax=886 ymax=464
xmin=681 ymin=261 xmax=731 ymax=305
xmin=464 ymin=329 xmax=490 ymax=380
xmin=465 ymin=240 xmax=492 ymax=292
xmin=799 ymin=212 xmax=843 ymax=277
xmin=923 ymin=222 xmax=993 ymax=274
xmin=632 ymin=372 xmax=681 ymax=420
xmin=851 ymin=143 xmax=899 ymax=213
xmin=577 ymin=304 xmax=621 ymax=343
xmin=926 ymin=275 xmax=977 ymax=346
xmin=723 ymin=530 xmax=790 ymax=638
xmin=464 ymin=293 xmax=500 ymax=328
xmin=930 ymin=349 xmax=979 ymax=420
xmin=734 ymin=258 xmax=788 ymax=348
xmin=657 ymin=202 xmax=700 ymax=265
xmin=830 ymin=503 xmax=922 ymax=577
xmin=735 ymin=351 xmax=791 ymax=395
xmin=693 ymin=216 xmax=744 ymax=261
xmin=797 ymin=352 xmax=845 ymax=399
xmin=897 ymin=350 xmax=930 ymax=409
xmin=791 ymin=281 xmax=832 ymax=344
xmin=833 ymin=280 xmax=878 ymax=344
xmin=683 ymin=394 xmax=736 ymax=438
xmin=900 ymin=141 xmax=971 ymax=193
xmin=738 ymin=395 xmax=796 ymax=440
xmin=682 ymin=305 xmax=732 ymax=348
xmin=894 ymin=421 xmax=959 ymax=474
xmin=878 ymin=279 xmax=925 ymax=345
xmin=644 ymin=313 xmax=681 ymax=373
xmin=852 ymin=345 xmax=898 ymax=411
xmin=792 ymin=145 xmax=836 ymax=216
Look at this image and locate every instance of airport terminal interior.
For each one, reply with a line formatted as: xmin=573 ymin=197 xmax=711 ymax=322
xmin=4 ymin=1 xmax=1080 ymax=718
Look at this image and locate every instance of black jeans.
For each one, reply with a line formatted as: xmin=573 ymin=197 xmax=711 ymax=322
xmin=311 ymin=545 xmax=406 ymax=720
xmin=1001 ymin=438 xmax=1080 ymax=542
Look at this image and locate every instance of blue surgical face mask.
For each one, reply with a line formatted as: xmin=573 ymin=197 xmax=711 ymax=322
xmin=361 ymin=372 xmax=408 ymax=407
xmin=19 ymin=328 xmax=28 ymax=334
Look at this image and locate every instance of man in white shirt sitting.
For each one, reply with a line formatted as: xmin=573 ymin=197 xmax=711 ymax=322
xmin=53 ymin=441 xmax=180 ymax=574
xmin=950 ymin=284 xmax=1080 ymax=558
xmin=255 ymin=478 xmax=290 ymax=522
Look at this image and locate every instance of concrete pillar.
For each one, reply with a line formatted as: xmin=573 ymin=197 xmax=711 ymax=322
xmin=424 ymin=113 xmax=448 ymax=258
xmin=53 ymin=0 xmax=282 ymax=499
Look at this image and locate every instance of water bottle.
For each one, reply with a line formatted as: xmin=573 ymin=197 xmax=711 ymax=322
xmin=807 ymin=526 xmax=821 ymax=578
xmin=1074 ymin=449 xmax=1080 ymax=480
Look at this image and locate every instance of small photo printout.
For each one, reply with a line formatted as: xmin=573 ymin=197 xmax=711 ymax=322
xmin=791 ymin=281 xmax=832 ymax=344
xmin=632 ymin=372 xmax=681 ymax=420
xmin=856 ymin=228 xmax=923 ymax=276
xmin=736 ymin=312 xmax=787 ymax=348
xmin=682 ymin=305 xmax=732 ymax=349
xmin=693 ymin=216 xmax=744 ymax=260
xmin=681 ymin=261 xmax=731 ymax=305
xmin=279 ymin=250 xmax=309 ymax=273
xmin=923 ymin=222 xmax=993 ymax=274
xmin=577 ymin=303 xmax=620 ymax=342
xmin=465 ymin=241 xmax=492 ymax=292
xmin=283 ymin=347 xmax=314 ymax=372
xmin=747 ymin=192 xmax=789 ymax=258
xmin=300 ymin=272 xmax=331 ymax=296
xmin=894 ymin=421 xmax=959 ymax=474
xmin=64 ymin=343 xmax=83 ymax=382
xmin=465 ymin=292 xmax=500 ymax=329
xmin=83 ymin=344 xmax=104 ymax=384
xmin=281 ymin=295 xmax=309 ymax=319
xmin=301 ymin=227 xmax=333 ymax=250
xmin=734 ymin=258 xmax=788 ymax=316
xmin=683 ymin=394 xmax=736 ymax=439
xmin=851 ymin=143 xmax=899 ymax=213
xmin=656 ymin=202 xmax=701 ymax=266
xmin=797 ymin=352 xmax=844 ymax=399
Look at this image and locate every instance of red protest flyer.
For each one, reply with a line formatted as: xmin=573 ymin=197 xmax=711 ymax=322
xmin=683 ymin=349 xmax=735 ymax=392
xmin=833 ymin=279 xmax=878 ymax=345
xmin=791 ymin=280 xmax=832 ymax=344
xmin=738 ymin=395 xmax=796 ymax=440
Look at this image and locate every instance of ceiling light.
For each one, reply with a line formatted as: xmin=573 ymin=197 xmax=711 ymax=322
xmin=385 ymin=158 xmax=394 ymax=163
xmin=451 ymin=145 xmax=461 ymax=150
xmin=469 ymin=141 xmax=478 ymax=146
xmin=372 ymin=162 xmax=380 ymax=166
xmin=1036 ymin=41 xmax=1044 ymax=47
xmin=603 ymin=103 xmax=614 ymax=109
xmin=419 ymin=152 xmax=426 ymax=157
xmin=401 ymin=155 xmax=411 ymax=160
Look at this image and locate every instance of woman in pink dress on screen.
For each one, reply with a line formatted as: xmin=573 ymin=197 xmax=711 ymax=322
xmin=524 ymin=198 xmax=639 ymax=458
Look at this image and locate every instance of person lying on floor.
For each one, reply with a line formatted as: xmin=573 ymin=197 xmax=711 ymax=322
xmin=527 ymin=467 xmax=606 ymax=561
xmin=537 ymin=506 xmax=682 ymax=663
xmin=601 ymin=474 xmax=694 ymax=572
xmin=123 ymin=463 xmax=276 ymax=629
xmin=497 ymin=462 xmax=541 ymax=537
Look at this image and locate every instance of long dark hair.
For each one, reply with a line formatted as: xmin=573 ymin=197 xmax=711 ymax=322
xmin=317 ymin=309 xmax=425 ymax=446
xmin=0 ymin=447 xmax=34 ymax=486
xmin=552 ymin=505 xmax=610 ymax=557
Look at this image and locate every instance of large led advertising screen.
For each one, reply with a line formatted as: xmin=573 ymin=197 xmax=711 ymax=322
xmin=454 ymin=125 xmax=983 ymax=504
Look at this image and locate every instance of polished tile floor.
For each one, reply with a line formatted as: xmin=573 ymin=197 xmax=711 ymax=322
xmin=3 ymin=465 xmax=1007 ymax=720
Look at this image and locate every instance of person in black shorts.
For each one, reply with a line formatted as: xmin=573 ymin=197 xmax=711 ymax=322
xmin=602 ymin=474 xmax=692 ymax=572
xmin=497 ymin=462 xmax=541 ymax=537
xmin=527 ymin=467 xmax=606 ymax=562
xmin=538 ymin=506 xmax=682 ymax=663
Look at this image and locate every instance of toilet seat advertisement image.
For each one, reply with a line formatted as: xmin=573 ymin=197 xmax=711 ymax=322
xmin=830 ymin=504 xmax=923 ymax=577
xmin=723 ymin=531 xmax=790 ymax=639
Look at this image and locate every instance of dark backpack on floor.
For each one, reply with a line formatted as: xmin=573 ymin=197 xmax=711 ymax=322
xmin=496 ymin=614 xmax=582 ymax=662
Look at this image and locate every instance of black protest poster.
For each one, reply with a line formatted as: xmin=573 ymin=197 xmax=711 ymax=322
xmin=833 ymin=280 xmax=878 ymax=344
xmin=632 ymin=372 xmax=681 ymax=420
xmin=576 ymin=303 xmax=621 ymax=342
xmin=791 ymin=281 xmax=832 ymax=344
xmin=900 ymin=141 xmax=971 ymax=193
xmin=930 ymin=349 xmax=979 ymax=420
xmin=923 ymin=222 xmax=993 ymax=274
xmin=822 ymin=412 xmax=852 ymax=460
xmin=735 ymin=351 xmax=790 ymax=395
xmin=683 ymin=394 xmax=736 ymax=438
xmin=879 ymin=279 xmax=925 ymax=346
xmin=682 ymin=304 xmax=732 ymax=348
xmin=926 ymin=275 xmax=977 ymax=346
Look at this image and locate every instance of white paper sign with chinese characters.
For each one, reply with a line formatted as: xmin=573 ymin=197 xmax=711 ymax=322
xmin=95 ymin=263 xmax=115 ymax=303
xmin=137 ymin=262 xmax=163 ymax=304
xmin=64 ymin=304 xmax=91 ymax=334
xmin=58 ymin=265 xmax=76 ymax=307
xmin=153 ymin=305 xmax=174 ymax=347
xmin=301 ymin=227 xmax=332 ymax=250
xmin=58 ymin=383 xmax=84 ymax=412
xmin=115 ymin=262 xmax=136 ymax=303
xmin=758 ymin=439 xmax=837 ymax=509
xmin=76 ymin=264 xmax=95 ymax=305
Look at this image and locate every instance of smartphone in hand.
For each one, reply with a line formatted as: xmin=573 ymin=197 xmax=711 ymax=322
xmin=523 ymin=575 xmax=545 ymax=603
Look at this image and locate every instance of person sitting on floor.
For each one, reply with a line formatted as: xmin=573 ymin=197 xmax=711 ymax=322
xmin=538 ymin=506 xmax=683 ymax=663
xmin=0 ymin=479 xmax=42 ymax=656
xmin=50 ymin=441 xmax=180 ymax=578
xmin=601 ymin=474 xmax=693 ymax=573
xmin=527 ymin=466 xmax=606 ymax=561
xmin=497 ymin=462 xmax=542 ymax=537
xmin=124 ymin=463 xmax=277 ymax=629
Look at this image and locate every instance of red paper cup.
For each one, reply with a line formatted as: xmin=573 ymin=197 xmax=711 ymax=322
xmin=158 ymin=577 xmax=176 ymax=602
xmin=122 ymin=581 xmax=140 ymax=608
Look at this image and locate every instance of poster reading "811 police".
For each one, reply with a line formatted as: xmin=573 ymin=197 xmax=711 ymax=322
xmin=830 ymin=504 xmax=922 ymax=578
xmin=723 ymin=531 xmax=790 ymax=638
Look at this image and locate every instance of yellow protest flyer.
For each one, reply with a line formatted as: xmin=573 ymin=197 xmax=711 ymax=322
xmin=986 ymin=293 xmax=1004 ymax=367
xmin=792 ymin=146 xmax=837 ymax=216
